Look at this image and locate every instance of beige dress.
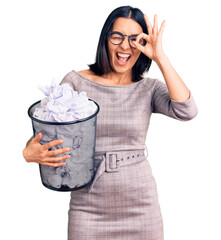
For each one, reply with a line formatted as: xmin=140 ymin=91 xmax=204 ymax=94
xmin=61 ymin=70 xmax=198 ymax=240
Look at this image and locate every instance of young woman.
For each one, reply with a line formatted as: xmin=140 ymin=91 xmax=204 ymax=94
xmin=23 ymin=6 xmax=198 ymax=240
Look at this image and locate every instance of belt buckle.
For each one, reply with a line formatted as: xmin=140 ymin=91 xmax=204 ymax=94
xmin=105 ymin=152 xmax=120 ymax=172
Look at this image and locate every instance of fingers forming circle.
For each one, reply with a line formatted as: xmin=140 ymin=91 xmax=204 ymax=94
xmin=136 ymin=33 xmax=150 ymax=46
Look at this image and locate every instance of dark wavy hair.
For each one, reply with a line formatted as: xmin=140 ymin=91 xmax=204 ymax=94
xmin=89 ymin=6 xmax=152 ymax=82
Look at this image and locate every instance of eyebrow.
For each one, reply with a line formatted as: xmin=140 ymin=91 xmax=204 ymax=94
xmin=110 ymin=30 xmax=142 ymax=36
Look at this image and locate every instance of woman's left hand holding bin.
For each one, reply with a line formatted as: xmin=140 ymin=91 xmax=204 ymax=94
xmin=23 ymin=132 xmax=71 ymax=167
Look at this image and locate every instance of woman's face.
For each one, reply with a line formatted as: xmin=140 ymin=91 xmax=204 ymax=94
xmin=107 ymin=17 xmax=143 ymax=75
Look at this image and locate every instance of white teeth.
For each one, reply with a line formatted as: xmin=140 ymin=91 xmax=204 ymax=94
xmin=117 ymin=53 xmax=131 ymax=58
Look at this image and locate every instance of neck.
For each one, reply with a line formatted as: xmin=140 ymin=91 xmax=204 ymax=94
xmin=102 ymin=70 xmax=133 ymax=85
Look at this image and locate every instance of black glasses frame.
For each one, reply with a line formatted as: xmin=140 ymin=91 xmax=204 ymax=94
xmin=107 ymin=31 xmax=142 ymax=48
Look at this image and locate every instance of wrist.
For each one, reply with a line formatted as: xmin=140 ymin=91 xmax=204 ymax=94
xmin=155 ymin=55 xmax=170 ymax=68
xmin=156 ymin=55 xmax=171 ymax=71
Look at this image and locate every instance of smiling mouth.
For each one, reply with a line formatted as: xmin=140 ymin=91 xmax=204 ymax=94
xmin=116 ymin=53 xmax=131 ymax=63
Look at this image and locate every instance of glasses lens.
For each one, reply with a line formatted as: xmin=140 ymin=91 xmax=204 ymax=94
xmin=130 ymin=35 xmax=146 ymax=48
xmin=109 ymin=33 xmax=123 ymax=45
xmin=129 ymin=36 xmax=137 ymax=48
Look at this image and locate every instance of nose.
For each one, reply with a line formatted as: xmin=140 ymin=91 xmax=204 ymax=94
xmin=120 ymin=36 xmax=131 ymax=50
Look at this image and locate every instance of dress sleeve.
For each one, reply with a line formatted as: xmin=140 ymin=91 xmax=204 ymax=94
xmin=59 ymin=71 xmax=77 ymax=90
xmin=151 ymin=79 xmax=198 ymax=121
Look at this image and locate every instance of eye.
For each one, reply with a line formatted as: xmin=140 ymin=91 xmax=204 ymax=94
xmin=109 ymin=33 xmax=123 ymax=44
xmin=130 ymin=37 xmax=137 ymax=42
xmin=110 ymin=34 xmax=123 ymax=39
xmin=130 ymin=35 xmax=146 ymax=46
xmin=112 ymin=37 xmax=123 ymax=40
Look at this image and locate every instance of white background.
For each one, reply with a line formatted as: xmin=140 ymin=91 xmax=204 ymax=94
xmin=0 ymin=0 xmax=220 ymax=239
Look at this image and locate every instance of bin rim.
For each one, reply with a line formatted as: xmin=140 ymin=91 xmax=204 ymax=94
xmin=28 ymin=99 xmax=100 ymax=125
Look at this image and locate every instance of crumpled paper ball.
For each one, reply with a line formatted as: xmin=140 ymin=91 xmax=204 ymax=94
xmin=33 ymin=80 xmax=97 ymax=122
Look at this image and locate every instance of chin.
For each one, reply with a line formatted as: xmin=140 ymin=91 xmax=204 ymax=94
xmin=113 ymin=67 xmax=131 ymax=75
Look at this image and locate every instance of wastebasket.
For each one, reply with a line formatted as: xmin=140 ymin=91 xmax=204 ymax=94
xmin=28 ymin=99 xmax=100 ymax=191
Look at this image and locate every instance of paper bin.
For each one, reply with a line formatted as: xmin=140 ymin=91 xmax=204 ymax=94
xmin=28 ymin=99 xmax=99 ymax=191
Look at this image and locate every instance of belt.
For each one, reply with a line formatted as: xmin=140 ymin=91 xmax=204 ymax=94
xmin=87 ymin=149 xmax=145 ymax=193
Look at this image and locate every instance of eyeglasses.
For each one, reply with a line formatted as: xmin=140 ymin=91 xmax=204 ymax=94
xmin=107 ymin=31 xmax=146 ymax=48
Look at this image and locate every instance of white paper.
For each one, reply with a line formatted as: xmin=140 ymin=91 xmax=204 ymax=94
xmin=33 ymin=81 xmax=97 ymax=122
